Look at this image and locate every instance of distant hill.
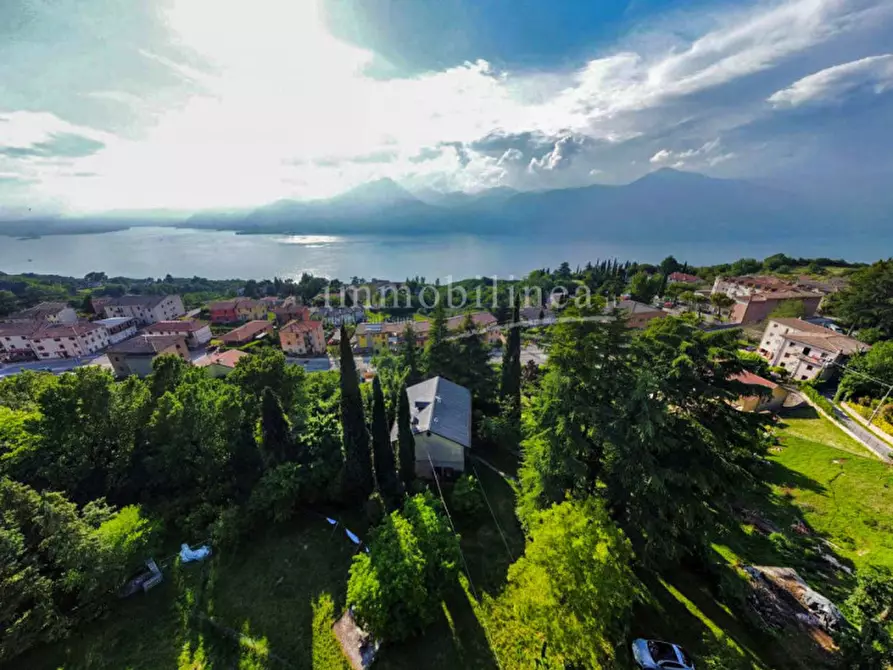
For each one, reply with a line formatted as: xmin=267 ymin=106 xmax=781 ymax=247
xmin=4 ymin=169 xmax=890 ymax=242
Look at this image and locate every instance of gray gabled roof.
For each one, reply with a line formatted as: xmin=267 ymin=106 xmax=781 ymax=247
xmin=390 ymin=376 xmax=472 ymax=448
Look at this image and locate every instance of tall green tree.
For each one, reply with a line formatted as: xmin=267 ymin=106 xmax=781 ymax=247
xmin=396 ymin=382 xmax=416 ymax=492
xmin=838 ymin=340 xmax=893 ymax=400
xmin=339 ymin=325 xmax=373 ymax=501
xmin=370 ymin=376 xmax=401 ymax=506
xmin=453 ymin=313 xmax=496 ymax=404
xmin=838 ymin=565 xmax=893 ymax=670
xmin=398 ymin=322 xmax=421 ymax=385
xmin=259 ymin=387 xmax=293 ymax=466
xmin=500 ymin=304 xmax=522 ymax=418
xmin=424 ymin=300 xmax=453 ymax=379
xmin=484 ymin=499 xmax=639 ymax=670
xmin=769 ymin=299 xmax=806 ymax=319
xmin=827 ymin=259 xmax=893 ymax=338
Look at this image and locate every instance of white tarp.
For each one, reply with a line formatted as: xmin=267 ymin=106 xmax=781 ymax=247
xmin=180 ymin=543 xmax=211 ymax=563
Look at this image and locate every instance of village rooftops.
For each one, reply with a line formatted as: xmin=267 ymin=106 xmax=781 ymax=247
xmin=107 ymin=334 xmax=184 ymax=355
xmin=280 ymin=319 xmax=321 ymax=334
xmin=104 ymin=294 xmax=171 ymax=308
xmin=606 ymin=299 xmax=663 ymax=314
xmin=220 ymin=319 xmax=271 ymax=343
xmin=769 ymin=318 xmax=837 ymax=334
xmin=7 ymin=302 xmax=71 ymax=321
xmin=195 ymin=349 xmax=248 ymax=369
xmin=731 ymin=371 xmax=778 ymax=389
xmin=33 ymin=322 xmax=105 ymax=338
xmin=784 ymin=333 xmax=870 ymax=356
xmin=0 ymin=321 xmax=44 ymax=336
xmin=145 ymin=320 xmax=209 ymax=333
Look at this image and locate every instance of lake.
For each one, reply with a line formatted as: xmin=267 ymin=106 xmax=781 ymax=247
xmin=0 ymin=226 xmax=881 ymax=280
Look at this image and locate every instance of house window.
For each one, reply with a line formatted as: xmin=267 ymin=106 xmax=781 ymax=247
xmin=800 ymin=374 xmax=809 ymax=380
xmin=803 ymin=347 xmax=812 ymax=355
xmin=806 ymin=365 xmax=814 ymax=371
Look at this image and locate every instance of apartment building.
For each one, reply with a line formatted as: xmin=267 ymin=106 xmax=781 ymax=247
xmin=95 ymin=317 xmax=139 ymax=345
xmin=103 ymin=294 xmax=186 ymax=325
xmin=6 ymin=301 xmax=77 ymax=324
xmin=279 ymin=319 xmax=326 ymax=355
xmin=757 ymin=318 xmax=870 ymax=382
xmin=29 ymin=322 xmax=109 ymax=360
xmin=144 ymin=320 xmax=212 ymax=348
xmin=0 ymin=322 xmax=43 ymax=358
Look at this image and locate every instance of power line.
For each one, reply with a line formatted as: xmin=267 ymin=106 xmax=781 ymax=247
xmin=471 ymin=461 xmax=514 ymax=563
xmin=423 ymin=447 xmax=479 ymax=601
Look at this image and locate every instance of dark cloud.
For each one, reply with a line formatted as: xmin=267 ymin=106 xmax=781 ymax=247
xmin=0 ymin=132 xmax=104 ymax=159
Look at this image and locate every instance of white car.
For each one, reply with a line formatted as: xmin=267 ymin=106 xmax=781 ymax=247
xmin=631 ymin=639 xmax=695 ymax=670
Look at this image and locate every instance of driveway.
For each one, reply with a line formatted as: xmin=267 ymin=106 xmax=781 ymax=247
xmin=826 ymin=399 xmax=893 ymax=462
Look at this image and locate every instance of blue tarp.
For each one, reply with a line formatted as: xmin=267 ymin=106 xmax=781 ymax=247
xmin=180 ymin=543 xmax=211 ymax=563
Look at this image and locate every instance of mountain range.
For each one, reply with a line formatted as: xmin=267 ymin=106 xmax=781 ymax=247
xmin=3 ymin=169 xmax=892 ymax=243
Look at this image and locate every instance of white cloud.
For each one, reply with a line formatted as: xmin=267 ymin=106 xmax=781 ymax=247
xmin=768 ymin=54 xmax=893 ymax=106
xmin=2 ymin=0 xmax=892 ymax=213
xmin=649 ymin=139 xmax=735 ymax=168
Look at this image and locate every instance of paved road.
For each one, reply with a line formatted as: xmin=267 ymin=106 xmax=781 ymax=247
xmin=828 ymin=401 xmax=893 ymax=462
xmin=809 ymin=388 xmax=893 ymax=462
xmin=0 ymin=355 xmax=102 ymax=378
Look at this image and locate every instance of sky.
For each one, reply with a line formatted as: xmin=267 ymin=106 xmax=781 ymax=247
xmin=1 ymin=0 xmax=892 ymax=217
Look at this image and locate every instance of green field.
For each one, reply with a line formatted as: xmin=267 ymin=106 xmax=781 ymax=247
xmin=18 ymin=408 xmax=893 ymax=670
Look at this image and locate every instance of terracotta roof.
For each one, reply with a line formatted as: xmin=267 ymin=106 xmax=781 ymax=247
xmin=107 ymin=334 xmax=184 ymax=355
xmin=32 ymin=322 xmax=105 ymax=339
xmin=769 ymin=318 xmax=835 ymax=334
xmin=748 ymin=290 xmax=823 ymax=301
xmin=8 ymin=302 xmax=71 ymax=320
xmin=145 ymin=319 xmax=209 ymax=333
xmin=668 ymin=272 xmax=700 ymax=282
xmin=731 ymin=371 xmax=778 ymax=389
xmin=281 ymin=319 xmax=322 ymax=334
xmin=220 ymin=319 xmax=271 ymax=343
xmin=786 ymin=333 xmax=870 ymax=356
xmin=0 ymin=321 xmax=43 ymax=336
xmin=196 ymin=349 xmax=248 ymax=368
xmin=105 ymin=294 xmax=171 ymax=308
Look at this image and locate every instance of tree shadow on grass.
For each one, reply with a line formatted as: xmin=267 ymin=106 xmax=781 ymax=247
xmin=379 ymin=584 xmax=499 ymax=670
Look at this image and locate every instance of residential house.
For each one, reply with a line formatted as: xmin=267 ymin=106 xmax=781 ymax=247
xmin=604 ymin=300 xmax=667 ymax=328
xmin=731 ymin=371 xmax=789 ymax=412
xmin=390 ymin=376 xmax=472 ymax=478
xmin=279 ymin=319 xmax=326 ymax=355
xmin=195 ymin=349 xmax=249 ymax=378
xmin=0 ymin=322 xmax=42 ymax=358
xmin=310 ymin=305 xmax=366 ymax=326
xmin=106 ymin=334 xmax=189 ymax=377
xmin=219 ymin=319 xmax=273 ymax=346
xmin=757 ymin=318 xmax=870 ymax=382
xmin=95 ymin=317 xmax=139 ymax=345
xmin=29 ymin=322 xmax=109 ymax=360
xmin=519 ymin=307 xmax=557 ymax=325
xmin=668 ymin=272 xmax=701 ymax=284
xmin=354 ymin=322 xmax=405 ymax=351
xmin=144 ymin=320 xmax=212 ymax=348
xmin=273 ymin=297 xmax=310 ymax=325
xmin=208 ymin=297 xmax=267 ymax=323
xmin=102 ymin=294 xmax=186 ymax=325
xmin=712 ymin=275 xmax=796 ymax=298
xmin=90 ymin=296 xmax=113 ymax=315
xmin=729 ymin=291 xmax=823 ymax=325
xmin=6 ymin=301 xmax=77 ymax=324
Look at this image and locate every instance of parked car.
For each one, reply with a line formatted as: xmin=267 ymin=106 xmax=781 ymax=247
xmin=631 ymin=639 xmax=695 ymax=669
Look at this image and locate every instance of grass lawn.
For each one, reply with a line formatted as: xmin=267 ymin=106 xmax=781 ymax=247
xmin=776 ymin=405 xmax=876 ymax=456
xmin=19 ymin=466 xmax=523 ymax=670
xmin=19 ymin=409 xmax=893 ymax=670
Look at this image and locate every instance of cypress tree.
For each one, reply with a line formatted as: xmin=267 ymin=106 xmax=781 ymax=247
xmin=339 ymin=325 xmax=373 ymax=501
xmin=260 ymin=387 xmax=292 ymax=466
xmin=425 ymin=299 xmax=452 ymax=379
xmin=399 ymin=322 xmax=421 ymax=385
xmin=500 ymin=303 xmax=522 ymax=418
xmin=371 ymin=376 xmax=401 ymax=506
xmin=396 ymin=382 xmax=416 ymax=492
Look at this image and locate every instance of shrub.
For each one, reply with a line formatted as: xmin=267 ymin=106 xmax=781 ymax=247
xmin=248 ymin=463 xmax=304 ymax=523
xmin=365 ymin=492 xmax=386 ymax=526
xmin=450 ymin=475 xmax=485 ymax=519
xmin=210 ymin=506 xmax=249 ymax=550
xmin=346 ymin=494 xmax=460 ymax=641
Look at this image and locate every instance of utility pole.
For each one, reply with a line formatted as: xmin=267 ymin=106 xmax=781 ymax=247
xmin=829 ymin=360 xmax=893 ymax=427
